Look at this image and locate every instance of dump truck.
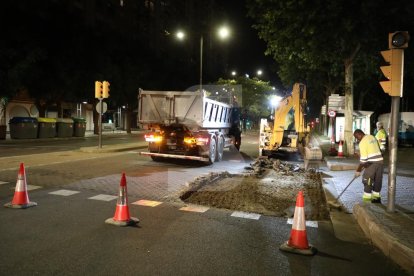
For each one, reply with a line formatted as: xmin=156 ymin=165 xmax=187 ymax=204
xmin=259 ymin=83 xmax=309 ymax=156
xmin=138 ymin=88 xmax=241 ymax=163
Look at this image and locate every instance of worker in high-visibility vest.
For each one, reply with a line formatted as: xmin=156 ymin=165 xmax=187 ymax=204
xmin=354 ymin=129 xmax=384 ymax=203
xmin=375 ymin=122 xmax=387 ymax=152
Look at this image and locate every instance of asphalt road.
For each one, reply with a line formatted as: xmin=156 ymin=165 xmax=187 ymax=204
xmin=0 ymin=132 xmax=407 ymax=275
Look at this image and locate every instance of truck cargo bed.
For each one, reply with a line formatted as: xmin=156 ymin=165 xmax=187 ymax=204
xmin=138 ymin=89 xmax=234 ymax=129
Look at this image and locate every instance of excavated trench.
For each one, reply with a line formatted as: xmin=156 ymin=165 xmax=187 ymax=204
xmin=180 ymin=158 xmax=330 ymax=220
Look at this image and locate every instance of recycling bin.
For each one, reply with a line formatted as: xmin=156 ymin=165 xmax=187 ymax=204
xmin=9 ymin=117 xmax=38 ymax=139
xmin=56 ymin=118 xmax=74 ymax=138
xmin=72 ymin=117 xmax=86 ymax=137
xmin=37 ymin=117 xmax=56 ymax=138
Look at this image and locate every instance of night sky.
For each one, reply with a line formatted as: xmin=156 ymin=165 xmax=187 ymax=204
xmin=221 ymin=1 xmax=278 ymax=85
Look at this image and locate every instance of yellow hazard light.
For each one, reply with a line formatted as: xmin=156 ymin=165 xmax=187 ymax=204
xmin=184 ymin=137 xmax=197 ymax=144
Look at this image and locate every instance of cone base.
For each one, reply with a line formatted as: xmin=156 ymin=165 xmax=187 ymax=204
xmin=105 ymin=217 xmax=139 ymax=227
xmin=4 ymin=201 xmax=37 ymax=209
xmin=279 ymin=241 xmax=317 ymax=256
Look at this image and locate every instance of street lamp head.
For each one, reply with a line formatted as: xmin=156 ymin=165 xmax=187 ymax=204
xmin=176 ymin=31 xmax=185 ymax=40
xmin=270 ymin=95 xmax=282 ymax=107
xmin=231 ymin=71 xmax=237 ymax=76
xmin=218 ymin=26 xmax=230 ymax=39
xmin=257 ymin=69 xmax=263 ymax=76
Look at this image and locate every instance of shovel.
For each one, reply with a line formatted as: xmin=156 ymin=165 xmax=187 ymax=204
xmin=328 ymin=175 xmax=358 ymax=210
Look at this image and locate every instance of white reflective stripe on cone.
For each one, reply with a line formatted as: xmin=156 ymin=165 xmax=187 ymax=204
xmin=292 ymin=207 xmax=306 ymax=231
xmin=117 ymin=187 xmax=128 ymax=206
xmin=15 ymin=178 xmax=27 ymax=192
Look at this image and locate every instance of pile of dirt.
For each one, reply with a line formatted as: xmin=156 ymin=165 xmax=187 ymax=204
xmin=180 ymin=158 xmax=330 ymax=220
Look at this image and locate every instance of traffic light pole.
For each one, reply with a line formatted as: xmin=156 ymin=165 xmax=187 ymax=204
xmin=98 ymin=98 xmax=103 ymax=149
xmin=387 ymin=96 xmax=400 ymax=212
xmin=379 ymin=31 xmax=409 ymax=213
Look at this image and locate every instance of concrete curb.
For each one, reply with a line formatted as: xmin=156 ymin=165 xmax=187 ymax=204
xmin=353 ymin=203 xmax=414 ymax=275
xmin=325 ymin=156 xmax=359 ymax=171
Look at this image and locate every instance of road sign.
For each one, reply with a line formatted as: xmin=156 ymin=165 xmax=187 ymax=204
xmin=328 ymin=110 xmax=336 ymax=118
xmin=96 ymin=102 xmax=107 ymax=114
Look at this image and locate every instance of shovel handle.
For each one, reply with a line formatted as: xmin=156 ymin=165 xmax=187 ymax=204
xmin=335 ymin=176 xmax=358 ymax=201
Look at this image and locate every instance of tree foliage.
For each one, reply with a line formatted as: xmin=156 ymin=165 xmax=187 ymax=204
xmin=246 ymin=0 xmax=414 ymax=115
xmin=216 ymin=76 xmax=275 ymax=120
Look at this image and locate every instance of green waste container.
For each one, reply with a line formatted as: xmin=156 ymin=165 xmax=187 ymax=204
xmin=9 ymin=117 xmax=38 ymax=139
xmin=56 ymin=118 xmax=74 ymax=138
xmin=38 ymin=117 xmax=56 ymax=138
xmin=72 ymin=117 xmax=86 ymax=137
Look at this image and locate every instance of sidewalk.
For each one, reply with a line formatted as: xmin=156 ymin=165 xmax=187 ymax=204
xmin=311 ymin=133 xmax=414 ymax=274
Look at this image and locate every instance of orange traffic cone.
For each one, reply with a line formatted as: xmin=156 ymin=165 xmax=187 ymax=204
xmin=338 ymin=140 xmax=344 ymax=157
xmin=279 ymin=191 xmax=316 ymax=255
xmin=105 ymin=173 xmax=139 ymax=227
xmin=4 ymin=163 xmax=37 ymax=209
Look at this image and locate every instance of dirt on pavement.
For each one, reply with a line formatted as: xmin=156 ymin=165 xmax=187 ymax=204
xmin=180 ymin=158 xmax=330 ymax=220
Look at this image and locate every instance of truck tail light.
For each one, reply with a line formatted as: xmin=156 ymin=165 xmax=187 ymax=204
xmin=145 ymin=133 xmax=163 ymax=142
xmin=184 ymin=137 xmax=197 ymax=144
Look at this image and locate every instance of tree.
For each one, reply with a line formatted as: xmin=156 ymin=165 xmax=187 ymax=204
xmin=216 ymin=76 xmax=276 ymax=126
xmin=247 ymin=0 xmax=414 ymax=154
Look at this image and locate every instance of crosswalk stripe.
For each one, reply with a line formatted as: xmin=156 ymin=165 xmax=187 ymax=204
xmin=179 ymin=205 xmax=209 ymax=213
xmin=287 ymin=218 xmax=318 ymax=228
xmin=231 ymin=211 xmax=261 ymax=220
xmin=27 ymin=185 xmax=42 ymax=191
xmin=8 ymin=185 xmax=42 ymax=191
xmin=49 ymin=189 xmax=80 ymax=196
xmin=88 ymin=194 xmax=117 ymax=201
xmin=132 ymin=199 xmax=162 ymax=207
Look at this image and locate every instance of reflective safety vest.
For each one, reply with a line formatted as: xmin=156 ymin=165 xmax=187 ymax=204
xmin=359 ymin=134 xmax=383 ymax=163
xmin=375 ymin=129 xmax=387 ymax=151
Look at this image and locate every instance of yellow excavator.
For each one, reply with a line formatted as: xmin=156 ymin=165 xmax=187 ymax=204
xmin=259 ymin=83 xmax=309 ymax=156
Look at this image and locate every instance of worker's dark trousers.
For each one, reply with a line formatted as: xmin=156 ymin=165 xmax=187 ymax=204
xmin=362 ymin=162 xmax=384 ymax=194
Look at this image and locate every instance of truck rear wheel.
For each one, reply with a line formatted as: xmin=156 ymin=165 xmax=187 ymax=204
xmin=208 ymin=137 xmax=217 ymax=164
xmin=216 ymin=136 xmax=224 ymax=161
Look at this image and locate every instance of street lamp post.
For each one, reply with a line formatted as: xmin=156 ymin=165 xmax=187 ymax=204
xmin=176 ymin=26 xmax=230 ymax=93
xmin=200 ymin=36 xmax=203 ymax=93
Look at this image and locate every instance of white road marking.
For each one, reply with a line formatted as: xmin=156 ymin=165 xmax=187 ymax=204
xmin=49 ymin=189 xmax=80 ymax=196
xmin=88 ymin=194 xmax=117 ymax=201
xmin=231 ymin=211 xmax=261 ymax=220
xmin=10 ymin=185 xmax=43 ymax=191
xmin=287 ymin=218 xmax=318 ymax=228
xmin=179 ymin=205 xmax=209 ymax=213
xmin=0 ymin=181 xmax=9 ymax=185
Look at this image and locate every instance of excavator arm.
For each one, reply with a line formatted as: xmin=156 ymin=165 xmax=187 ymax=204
xmin=268 ymin=83 xmax=308 ymax=150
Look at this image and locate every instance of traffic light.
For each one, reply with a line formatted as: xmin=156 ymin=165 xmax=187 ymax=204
xmin=102 ymin=81 xmax=110 ymax=98
xmin=379 ymin=32 xmax=409 ymax=97
xmin=389 ymin=31 xmax=409 ymax=49
xmin=380 ymin=49 xmax=404 ymax=97
xmin=95 ymin=81 xmax=103 ymax=98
